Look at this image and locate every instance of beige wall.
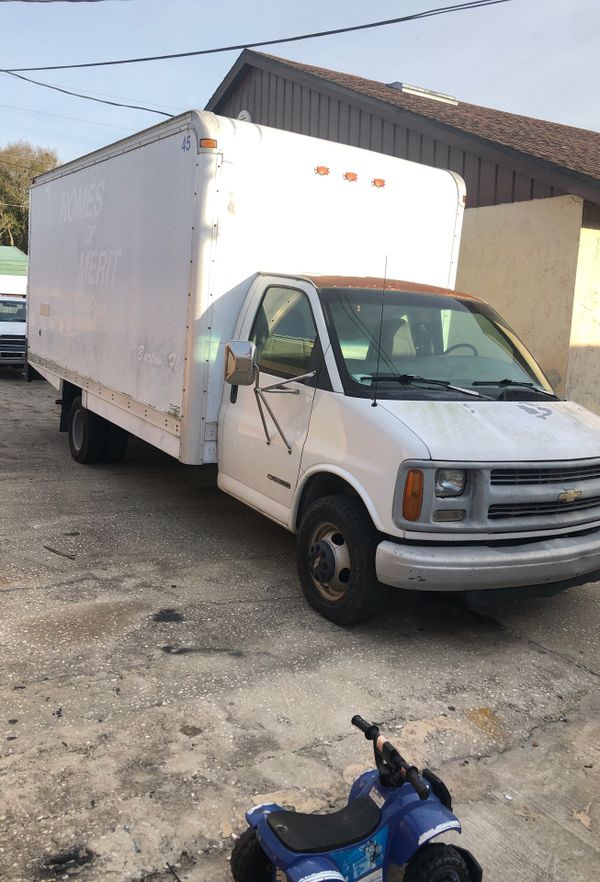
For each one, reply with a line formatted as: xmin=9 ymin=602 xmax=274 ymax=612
xmin=565 ymin=226 xmax=600 ymax=411
xmin=456 ymin=195 xmax=584 ymax=395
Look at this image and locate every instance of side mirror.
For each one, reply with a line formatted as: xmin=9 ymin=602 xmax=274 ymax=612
xmin=224 ymin=340 xmax=257 ymax=386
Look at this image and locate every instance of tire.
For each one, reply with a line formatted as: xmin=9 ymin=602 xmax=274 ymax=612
xmin=296 ymin=494 xmax=384 ymax=626
xmin=230 ymin=828 xmax=271 ymax=882
xmin=103 ymin=424 xmax=129 ymax=463
xmin=404 ymin=843 xmax=470 ymax=882
xmin=68 ymin=396 xmax=108 ymax=464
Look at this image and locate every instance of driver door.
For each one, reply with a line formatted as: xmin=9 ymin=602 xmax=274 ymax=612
xmin=218 ymin=280 xmax=323 ymax=526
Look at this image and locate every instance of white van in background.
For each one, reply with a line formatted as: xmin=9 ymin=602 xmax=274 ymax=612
xmin=0 ymin=245 xmax=28 ymax=370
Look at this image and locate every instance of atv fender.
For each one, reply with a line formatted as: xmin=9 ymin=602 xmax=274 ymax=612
xmin=389 ymin=801 xmax=462 ymax=866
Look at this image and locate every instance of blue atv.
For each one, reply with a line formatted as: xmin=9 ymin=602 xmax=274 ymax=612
xmin=231 ymin=715 xmax=482 ymax=882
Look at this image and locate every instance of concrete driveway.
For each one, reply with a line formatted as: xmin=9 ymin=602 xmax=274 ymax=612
xmin=0 ymin=371 xmax=598 ymax=882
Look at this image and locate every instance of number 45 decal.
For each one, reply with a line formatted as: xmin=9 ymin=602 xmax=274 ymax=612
xmin=181 ymin=134 xmax=192 ymax=151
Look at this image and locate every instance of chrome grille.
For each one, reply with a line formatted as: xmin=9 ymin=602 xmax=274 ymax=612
xmin=490 ymin=464 xmax=600 ymax=485
xmin=0 ymin=335 xmax=26 ymax=356
xmin=489 ymin=495 xmax=600 ymax=519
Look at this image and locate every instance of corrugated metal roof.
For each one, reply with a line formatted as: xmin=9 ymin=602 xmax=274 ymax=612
xmin=0 ymin=246 xmax=28 ymax=277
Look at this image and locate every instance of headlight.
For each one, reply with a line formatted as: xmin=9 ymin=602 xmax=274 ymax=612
xmin=435 ymin=469 xmax=465 ymax=497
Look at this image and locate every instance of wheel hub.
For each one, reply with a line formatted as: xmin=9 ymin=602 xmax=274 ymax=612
xmin=309 ymin=540 xmax=336 ymax=584
xmin=306 ymin=523 xmax=352 ymax=602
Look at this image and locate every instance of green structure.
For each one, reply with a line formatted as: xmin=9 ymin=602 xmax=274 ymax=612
xmin=0 ymin=245 xmax=28 ymax=296
xmin=0 ymin=245 xmax=28 ymax=277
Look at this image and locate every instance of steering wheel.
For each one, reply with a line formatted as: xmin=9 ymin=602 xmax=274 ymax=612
xmin=444 ymin=342 xmax=479 ymax=356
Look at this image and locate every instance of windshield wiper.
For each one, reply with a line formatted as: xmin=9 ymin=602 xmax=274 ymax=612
xmin=361 ymin=374 xmax=489 ymax=399
xmin=472 ymin=379 xmax=558 ymax=398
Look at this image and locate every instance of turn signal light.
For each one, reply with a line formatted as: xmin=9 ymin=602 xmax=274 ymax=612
xmin=343 ymin=171 xmax=358 ymax=182
xmin=199 ymin=138 xmax=218 ymax=149
xmin=403 ymin=469 xmax=424 ymax=521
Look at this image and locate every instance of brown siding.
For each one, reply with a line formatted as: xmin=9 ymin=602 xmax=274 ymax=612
xmin=214 ymin=68 xmax=566 ymax=207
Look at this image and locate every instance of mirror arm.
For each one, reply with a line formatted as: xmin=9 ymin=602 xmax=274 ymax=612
xmin=254 ymin=388 xmax=293 ymax=454
xmin=252 ymin=368 xmax=316 ymax=454
xmin=260 ymin=371 xmax=316 ymax=394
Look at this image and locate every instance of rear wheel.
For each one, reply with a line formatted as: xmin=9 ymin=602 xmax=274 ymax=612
xmin=103 ymin=423 xmax=129 ymax=463
xmin=230 ymin=828 xmax=271 ymax=882
xmin=296 ymin=494 xmax=383 ymax=625
xmin=68 ymin=396 xmax=108 ymax=464
xmin=404 ymin=843 xmax=470 ymax=882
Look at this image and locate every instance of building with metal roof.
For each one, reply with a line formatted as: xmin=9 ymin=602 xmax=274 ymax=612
xmin=207 ymin=51 xmax=600 ymax=413
xmin=0 ymin=245 xmax=28 ymax=297
xmin=207 ymin=50 xmax=600 ymax=215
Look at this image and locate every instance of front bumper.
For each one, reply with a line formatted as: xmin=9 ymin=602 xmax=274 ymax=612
xmin=375 ymin=526 xmax=600 ymax=592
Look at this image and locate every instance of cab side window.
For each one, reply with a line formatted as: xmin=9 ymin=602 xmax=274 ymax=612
xmin=250 ymin=286 xmax=318 ymax=378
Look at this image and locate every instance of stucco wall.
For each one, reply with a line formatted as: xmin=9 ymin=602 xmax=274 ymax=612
xmin=565 ymin=226 xmax=600 ymax=412
xmin=456 ymin=195 xmax=584 ymax=394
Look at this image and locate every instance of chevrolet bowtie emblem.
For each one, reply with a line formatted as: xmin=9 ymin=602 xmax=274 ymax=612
xmin=558 ymin=489 xmax=582 ymax=503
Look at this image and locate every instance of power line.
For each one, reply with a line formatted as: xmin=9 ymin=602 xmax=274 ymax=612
xmin=5 ymin=1 xmax=515 ymax=72
xmin=29 ymin=84 xmax=183 ymax=114
xmin=0 ymin=157 xmax=51 ymax=173
xmin=2 ymin=70 xmax=173 ymax=117
xmin=0 ymin=101 xmax=133 ymax=130
xmin=0 ymin=1 xmax=130 ymax=3
xmin=1 ymin=149 xmax=57 ymax=166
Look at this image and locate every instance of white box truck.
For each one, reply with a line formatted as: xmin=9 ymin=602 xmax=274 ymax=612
xmin=27 ymin=111 xmax=600 ymax=624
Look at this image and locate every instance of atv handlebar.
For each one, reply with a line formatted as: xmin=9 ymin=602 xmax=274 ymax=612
xmin=406 ymin=766 xmax=430 ymax=800
xmin=352 ymin=715 xmax=430 ymax=801
xmin=351 ymin=715 xmax=380 ymax=740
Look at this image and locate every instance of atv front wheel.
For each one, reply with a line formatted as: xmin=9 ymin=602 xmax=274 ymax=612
xmin=404 ymin=843 xmax=471 ymax=882
xmin=230 ymin=827 xmax=271 ymax=882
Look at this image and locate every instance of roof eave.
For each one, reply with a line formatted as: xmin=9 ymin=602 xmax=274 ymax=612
xmin=208 ymin=51 xmax=600 ymax=206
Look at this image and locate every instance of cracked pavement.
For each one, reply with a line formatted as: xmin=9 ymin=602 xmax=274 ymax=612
xmin=0 ymin=371 xmax=599 ymax=881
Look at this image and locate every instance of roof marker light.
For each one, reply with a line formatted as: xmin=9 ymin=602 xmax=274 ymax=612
xmin=315 ymin=166 xmax=330 ymax=176
xmin=372 ymin=178 xmax=386 ymax=188
xmin=343 ymin=172 xmax=358 ymax=182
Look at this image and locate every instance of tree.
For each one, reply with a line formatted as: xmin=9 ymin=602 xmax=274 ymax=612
xmin=0 ymin=142 xmax=59 ymax=253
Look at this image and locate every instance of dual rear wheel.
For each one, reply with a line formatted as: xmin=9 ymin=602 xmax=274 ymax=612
xmin=68 ymin=395 xmax=129 ymax=464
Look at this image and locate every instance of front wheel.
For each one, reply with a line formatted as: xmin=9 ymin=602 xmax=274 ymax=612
xmin=296 ymin=494 xmax=384 ymax=626
xmin=230 ymin=828 xmax=271 ymax=882
xmin=404 ymin=843 xmax=471 ymax=882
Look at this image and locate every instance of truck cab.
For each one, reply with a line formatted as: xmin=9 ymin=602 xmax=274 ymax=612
xmin=0 ymin=294 xmax=27 ymax=370
xmin=218 ymin=273 xmax=600 ymax=624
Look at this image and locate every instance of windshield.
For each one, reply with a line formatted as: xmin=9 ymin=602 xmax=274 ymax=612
xmin=319 ymin=287 xmax=553 ymax=400
xmin=0 ymin=298 xmax=27 ymax=323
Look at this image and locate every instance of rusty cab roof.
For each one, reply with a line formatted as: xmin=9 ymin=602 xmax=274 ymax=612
xmin=301 ymin=275 xmax=482 ymax=303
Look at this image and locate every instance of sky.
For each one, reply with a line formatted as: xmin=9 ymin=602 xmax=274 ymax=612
xmin=0 ymin=0 xmax=599 ymax=164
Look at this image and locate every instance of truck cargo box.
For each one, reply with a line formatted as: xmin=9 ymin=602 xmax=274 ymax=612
xmin=27 ymin=111 xmax=464 ymax=463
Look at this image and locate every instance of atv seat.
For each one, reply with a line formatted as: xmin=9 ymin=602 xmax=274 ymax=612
xmin=266 ymin=797 xmax=381 ymax=853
